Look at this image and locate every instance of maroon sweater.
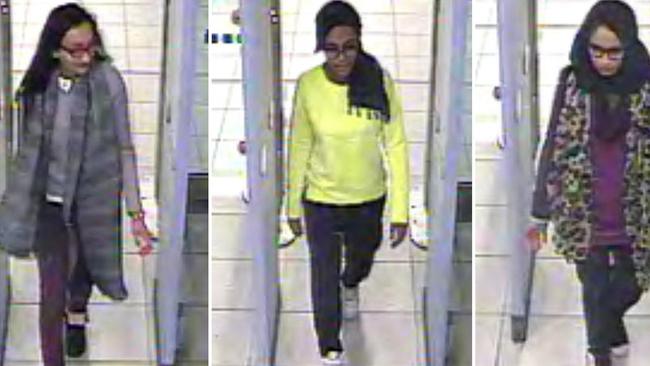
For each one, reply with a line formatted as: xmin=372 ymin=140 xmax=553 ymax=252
xmin=532 ymin=67 xmax=631 ymax=247
xmin=590 ymin=129 xmax=630 ymax=246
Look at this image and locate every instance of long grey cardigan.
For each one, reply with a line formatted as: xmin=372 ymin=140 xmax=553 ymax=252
xmin=0 ymin=62 xmax=142 ymax=300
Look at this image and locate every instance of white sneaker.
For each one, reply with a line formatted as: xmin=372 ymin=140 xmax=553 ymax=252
xmin=321 ymin=350 xmax=345 ymax=365
xmin=342 ymin=286 xmax=359 ymax=320
xmin=585 ymin=352 xmax=616 ymax=366
xmin=611 ymin=344 xmax=630 ymax=358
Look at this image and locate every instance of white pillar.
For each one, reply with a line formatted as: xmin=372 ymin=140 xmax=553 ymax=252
xmin=156 ymin=0 xmax=198 ymax=363
xmin=241 ymin=0 xmax=282 ymax=364
xmin=496 ymin=0 xmax=539 ymax=342
xmin=425 ymin=0 xmax=470 ymax=364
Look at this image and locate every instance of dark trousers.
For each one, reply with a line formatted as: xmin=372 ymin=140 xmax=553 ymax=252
xmin=303 ymin=196 xmax=386 ymax=356
xmin=35 ymin=202 xmax=93 ymax=365
xmin=576 ymin=246 xmax=642 ymax=357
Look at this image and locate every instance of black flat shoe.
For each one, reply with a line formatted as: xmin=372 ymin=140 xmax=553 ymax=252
xmin=65 ymin=323 xmax=87 ymax=357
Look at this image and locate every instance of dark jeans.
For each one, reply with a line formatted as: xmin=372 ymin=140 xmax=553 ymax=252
xmin=576 ymin=246 xmax=642 ymax=358
xmin=35 ymin=201 xmax=93 ymax=366
xmin=303 ymin=196 xmax=386 ymax=356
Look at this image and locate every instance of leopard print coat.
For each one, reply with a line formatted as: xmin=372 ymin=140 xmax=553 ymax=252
xmin=547 ymin=71 xmax=650 ymax=290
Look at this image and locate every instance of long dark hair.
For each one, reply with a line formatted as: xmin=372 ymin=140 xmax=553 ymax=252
xmin=19 ymin=3 xmax=109 ymax=96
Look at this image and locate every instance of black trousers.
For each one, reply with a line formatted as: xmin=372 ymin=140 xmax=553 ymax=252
xmin=35 ymin=202 xmax=93 ymax=366
xmin=303 ymin=196 xmax=386 ymax=356
xmin=576 ymin=246 xmax=642 ymax=357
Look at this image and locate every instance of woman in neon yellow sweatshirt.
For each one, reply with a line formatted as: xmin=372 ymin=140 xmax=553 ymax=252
xmin=286 ymin=2 xmax=410 ymax=364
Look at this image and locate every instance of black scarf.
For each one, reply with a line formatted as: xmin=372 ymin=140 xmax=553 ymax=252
xmin=569 ymin=0 xmax=650 ymax=140
xmin=590 ymin=93 xmax=631 ymax=141
xmin=315 ymin=1 xmax=390 ymax=122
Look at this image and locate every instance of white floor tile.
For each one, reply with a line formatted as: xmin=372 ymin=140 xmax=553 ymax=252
xmin=497 ymin=316 xmax=585 ymax=366
xmin=475 ymin=256 xmax=509 ymax=314
xmin=212 ymin=259 xmax=253 ymax=310
xmin=212 ymin=310 xmax=251 ymax=366
xmin=5 ymin=304 xmax=153 ymax=362
xmin=529 ymin=259 xmax=583 ymax=316
xmin=275 ymin=311 xmax=419 ymax=366
xmin=211 ymin=214 xmax=249 ymax=259
xmin=475 ymin=315 xmax=503 ymax=366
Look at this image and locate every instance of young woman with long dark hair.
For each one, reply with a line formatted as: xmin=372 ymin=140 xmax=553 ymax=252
xmin=0 ymin=4 xmax=152 ymax=364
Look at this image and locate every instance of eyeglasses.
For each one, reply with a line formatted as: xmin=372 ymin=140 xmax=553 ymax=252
xmin=323 ymin=43 xmax=359 ymax=60
xmin=588 ymin=43 xmax=624 ymax=61
xmin=60 ymin=43 xmax=99 ymax=59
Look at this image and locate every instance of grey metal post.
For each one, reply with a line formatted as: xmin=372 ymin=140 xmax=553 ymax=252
xmin=425 ymin=0 xmax=469 ymax=364
xmin=0 ymin=1 xmax=10 ymax=362
xmin=241 ymin=1 xmax=281 ymax=365
xmin=155 ymin=0 xmax=199 ymax=363
xmin=424 ymin=0 xmax=442 ymax=211
xmin=496 ymin=0 xmax=538 ymax=342
xmin=154 ymin=0 xmax=172 ymax=200
xmin=270 ymin=0 xmax=283 ymax=202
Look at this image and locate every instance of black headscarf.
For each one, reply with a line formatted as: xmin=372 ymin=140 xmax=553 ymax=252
xmin=315 ymin=1 xmax=391 ymax=122
xmin=569 ymin=0 xmax=650 ymax=140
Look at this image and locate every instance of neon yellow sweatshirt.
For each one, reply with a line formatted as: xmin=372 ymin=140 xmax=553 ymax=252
xmin=287 ymin=65 xmax=410 ymax=223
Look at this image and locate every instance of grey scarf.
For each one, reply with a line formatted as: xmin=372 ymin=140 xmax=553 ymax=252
xmin=0 ymin=62 xmax=127 ymax=300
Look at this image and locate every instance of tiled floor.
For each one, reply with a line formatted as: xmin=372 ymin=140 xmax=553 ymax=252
xmin=211 ymin=1 xmax=470 ymax=365
xmin=4 ymin=0 xmax=167 ymax=364
xmin=474 ymin=1 xmax=650 ymax=365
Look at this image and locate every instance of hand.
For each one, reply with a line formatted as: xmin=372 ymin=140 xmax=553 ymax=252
xmin=131 ymin=216 xmax=154 ymax=256
xmin=237 ymin=140 xmax=247 ymax=155
xmin=525 ymin=223 xmax=547 ymax=252
xmin=231 ymin=9 xmax=241 ymax=25
xmin=287 ymin=218 xmax=303 ymax=237
xmin=390 ymin=223 xmax=408 ymax=248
